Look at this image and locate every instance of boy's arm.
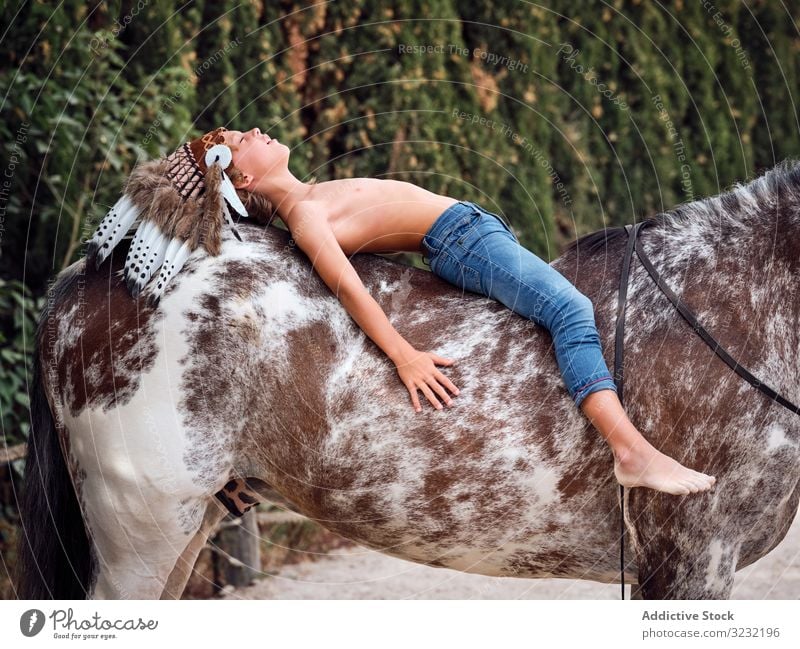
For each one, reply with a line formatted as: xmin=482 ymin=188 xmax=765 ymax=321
xmin=290 ymin=206 xmax=459 ymax=411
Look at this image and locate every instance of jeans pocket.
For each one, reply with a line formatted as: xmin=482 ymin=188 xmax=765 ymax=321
xmin=453 ymin=208 xmax=482 ymax=242
xmin=460 ymin=263 xmax=483 ymax=294
xmin=422 ymin=232 xmax=441 ymax=256
xmin=453 ymin=209 xmax=485 ymax=251
xmin=436 ymin=249 xmax=483 ymax=294
xmin=423 ymin=207 xmax=476 ymax=256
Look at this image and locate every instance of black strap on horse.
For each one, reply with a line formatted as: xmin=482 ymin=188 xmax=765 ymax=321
xmin=614 ymin=222 xmax=640 ymax=599
xmin=613 ymin=220 xmax=800 ymax=600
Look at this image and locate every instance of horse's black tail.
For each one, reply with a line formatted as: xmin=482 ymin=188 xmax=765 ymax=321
xmin=15 ymin=292 xmax=95 ymax=599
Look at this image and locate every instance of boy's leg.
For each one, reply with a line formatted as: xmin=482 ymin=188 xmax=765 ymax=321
xmin=474 ymin=236 xmax=615 ymax=405
xmin=473 ymin=234 xmax=716 ymax=495
xmin=580 ymin=389 xmax=716 ymax=495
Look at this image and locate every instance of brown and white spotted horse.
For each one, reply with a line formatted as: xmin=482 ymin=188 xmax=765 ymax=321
xmin=17 ymin=160 xmax=800 ymax=600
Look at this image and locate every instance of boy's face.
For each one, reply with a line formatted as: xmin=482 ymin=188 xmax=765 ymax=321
xmin=222 ymin=127 xmax=289 ymax=190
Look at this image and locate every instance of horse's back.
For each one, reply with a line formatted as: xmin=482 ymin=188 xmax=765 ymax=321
xmin=209 ymin=232 xmax=633 ymax=581
xmin=44 ymin=225 xmax=631 ymax=583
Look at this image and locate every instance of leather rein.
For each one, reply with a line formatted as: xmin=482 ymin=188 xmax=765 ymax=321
xmin=613 ymin=221 xmax=800 ymax=599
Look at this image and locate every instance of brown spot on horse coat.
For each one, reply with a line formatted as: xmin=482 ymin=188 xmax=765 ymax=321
xmin=40 ymin=255 xmax=162 ymax=417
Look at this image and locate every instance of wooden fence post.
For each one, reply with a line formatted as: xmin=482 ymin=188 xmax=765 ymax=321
xmin=212 ymin=509 xmax=261 ymax=590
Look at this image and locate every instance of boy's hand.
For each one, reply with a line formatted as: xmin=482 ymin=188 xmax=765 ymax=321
xmin=394 ymin=348 xmax=460 ymax=412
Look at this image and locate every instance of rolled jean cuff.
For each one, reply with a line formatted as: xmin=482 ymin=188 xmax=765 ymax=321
xmin=573 ymin=374 xmax=618 ymax=408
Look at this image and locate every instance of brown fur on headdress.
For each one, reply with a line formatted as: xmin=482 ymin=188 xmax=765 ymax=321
xmin=181 ymin=161 xmax=224 ymax=254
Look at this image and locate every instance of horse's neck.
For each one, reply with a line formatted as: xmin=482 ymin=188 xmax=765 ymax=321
xmin=634 ymin=199 xmax=800 ymax=398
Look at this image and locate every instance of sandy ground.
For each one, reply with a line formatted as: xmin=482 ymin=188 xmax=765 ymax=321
xmin=220 ymin=509 xmax=800 ymax=600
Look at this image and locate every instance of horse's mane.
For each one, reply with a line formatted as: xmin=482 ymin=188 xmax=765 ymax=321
xmin=563 ymin=157 xmax=800 ymax=256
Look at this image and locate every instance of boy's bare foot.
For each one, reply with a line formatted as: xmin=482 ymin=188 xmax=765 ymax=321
xmin=613 ymin=441 xmax=716 ymax=495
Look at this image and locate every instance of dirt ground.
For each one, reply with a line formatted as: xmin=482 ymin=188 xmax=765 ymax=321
xmin=220 ymin=508 xmax=800 ymax=600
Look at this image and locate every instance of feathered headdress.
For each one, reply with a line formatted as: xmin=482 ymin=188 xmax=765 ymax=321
xmin=86 ymin=126 xmax=248 ymax=306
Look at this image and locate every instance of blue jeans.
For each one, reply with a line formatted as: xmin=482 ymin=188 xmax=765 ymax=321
xmin=421 ymin=200 xmax=618 ymax=408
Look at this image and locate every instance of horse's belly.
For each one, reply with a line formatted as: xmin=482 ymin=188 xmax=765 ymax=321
xmin=298 ymin=458 xmax=628 ymax=583
xmin=316 ymin=499 xmax=625 ymax=582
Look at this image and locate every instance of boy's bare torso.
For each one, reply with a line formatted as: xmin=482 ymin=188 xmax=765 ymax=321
xmin=283 ymin=178 xmax=459 ymax=255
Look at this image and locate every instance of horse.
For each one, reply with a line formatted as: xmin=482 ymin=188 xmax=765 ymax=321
xmin=16 ymin=159 xmax=800 ymax=600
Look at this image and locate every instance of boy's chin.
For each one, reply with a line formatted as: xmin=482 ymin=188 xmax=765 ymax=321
xmin=266 ymin=157 xmax=289 ymax=173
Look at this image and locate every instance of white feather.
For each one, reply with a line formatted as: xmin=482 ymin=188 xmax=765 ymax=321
xmin=220 ymin=172 xmax=248 ymax=217
xmin=129 ymin=230 xmax=169 ymax=295
xmin=222 ymin=201 xmax=242 ymax=241
xmin=124 ymin=223 xmax=161 ymax=290
xmin=92 ymin=195 xmax=141 ymax=266
xmin=88 ymin=195 xmax=127 ymax=247
xmin=138 ymin=223 xmax=163 ymax=259
xmin=147 ymin=238 xmax=193 ymax=305
xmin=124 ymin=219 xmax=155 ymax=275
